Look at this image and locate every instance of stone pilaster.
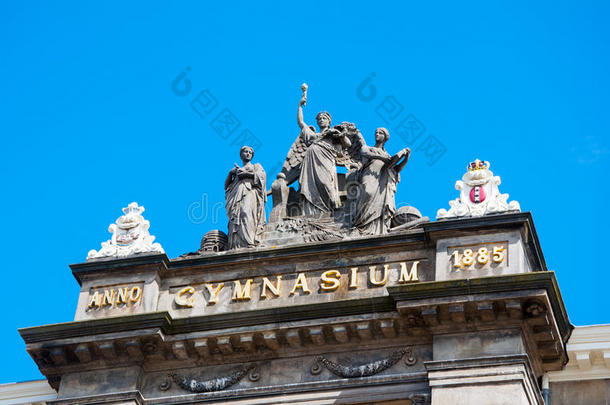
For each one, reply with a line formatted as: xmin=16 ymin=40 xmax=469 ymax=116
xmin=427 ymin=357 xmax=542 ymax=404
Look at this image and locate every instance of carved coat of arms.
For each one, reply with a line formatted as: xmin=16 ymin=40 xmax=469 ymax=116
xmin=87 ymin=202 xmax=164 ymax=260
xmin=437 ymin=159 xmax=520 ymax=219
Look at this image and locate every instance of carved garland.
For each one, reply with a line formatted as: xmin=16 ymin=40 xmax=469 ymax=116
xmin=311 ymin=346 xmax=416 ymax=378
xmin=167 ymin=365 xmax=257 ymax=393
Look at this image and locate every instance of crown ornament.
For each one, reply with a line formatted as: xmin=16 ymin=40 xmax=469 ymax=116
xmin=467 ymin=159 xmax=490 ymax=172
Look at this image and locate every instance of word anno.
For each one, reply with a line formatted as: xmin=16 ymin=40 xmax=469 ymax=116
xmin=88 ymin=286 xmax=142 ymax=310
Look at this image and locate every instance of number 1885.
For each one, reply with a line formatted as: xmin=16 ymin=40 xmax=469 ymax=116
xmin=450 ymin=246 xmax=505 ymax=268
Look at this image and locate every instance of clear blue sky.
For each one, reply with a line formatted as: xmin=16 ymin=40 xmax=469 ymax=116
xmin=1 ymin=1 xmax=608 ymax=382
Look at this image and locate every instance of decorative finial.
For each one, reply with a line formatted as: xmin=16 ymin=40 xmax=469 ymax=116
xmin=437 ymin=159 xmax=520 ymax=219
xmin=87 ymin=202 xmax=164 ymax=260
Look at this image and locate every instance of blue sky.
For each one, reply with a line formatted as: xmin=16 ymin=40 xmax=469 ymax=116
xmin=1 ymin=1 xmax=608 ymax=382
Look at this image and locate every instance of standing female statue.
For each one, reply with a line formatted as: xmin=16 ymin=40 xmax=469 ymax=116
xmin=224 ymin=146 xmax=267 ymax=249
xmin=353 ymin=128 xmax=410 ymax=235
xmin=296 ymin=84 xmax=352 ymax=216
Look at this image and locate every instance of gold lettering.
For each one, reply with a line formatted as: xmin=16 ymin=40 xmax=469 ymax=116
xmin=398 ymin=261 xmax=419 ymax=283
xmin=320 ymin=270 xmax=341 ymax=291
xmin=232 ymin=279 xmax=254 ymax=301
xmin=88 ymin=291 xmax=101 ymax=309
xmin=369 ymin=265 xmax=389 ymax=286
xmin=349 ymin=267 xmax=359 ymax=289
xmin=492 ymin=246 xmax=505 ymax=263
xmin=129 ymin=286 xmax=142 ymax=303
xmin=116 ymin=287 xmax=129 ymax=305
xmin=205 ymin=283 xmax=224 ymax=304
xmin=289 ymin=273 xmax=311 ymax=295
xmin=175 ymin=286 xmax=195 ymax=308
xmin=102 ymin=289 xmax=115 ymax=307
xmin=261 ymin=276 xmax=282 ymax=299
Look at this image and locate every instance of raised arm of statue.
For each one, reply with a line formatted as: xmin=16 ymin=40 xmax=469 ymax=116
xmin=297 ymin=83 xmax=308 ymax=130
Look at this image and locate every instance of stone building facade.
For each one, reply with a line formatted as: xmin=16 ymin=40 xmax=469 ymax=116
xmin=6 ymin=100 xmax=608 ymax=403
xmin=13 ymin=211 xmax=598 ymax=404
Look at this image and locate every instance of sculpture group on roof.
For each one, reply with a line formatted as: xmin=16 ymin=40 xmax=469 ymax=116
xmin=238 ymin=83 xmax=425 ymax=249
xmin=86 ymin=85 xmax=521 ymax=260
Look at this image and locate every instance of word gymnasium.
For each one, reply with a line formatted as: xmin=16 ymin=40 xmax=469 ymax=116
xmin=174 ymin=261 xmax=421 ymax=308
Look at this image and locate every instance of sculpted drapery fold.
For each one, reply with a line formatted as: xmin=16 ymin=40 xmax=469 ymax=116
xmin=353 ymin=128 xmax=410 ymax=235
xmin=225 ymin=146 xmax=267 ymax=249
xmin=220 ymin=85 xmax=419 ymax=250
xmin=298 ymin=124 xmax=344 ymax=216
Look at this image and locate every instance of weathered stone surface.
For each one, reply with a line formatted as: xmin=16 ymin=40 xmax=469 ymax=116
xmin=57 ymin=367 xmax=140 ymax=399
xmin=433 ymin=330 xmax=525 ymax=361
xmin=550 ymin=379 xmax=610 ymax=404
xmin=429 ymin=364 xmax=538 ymax=405
xmin=20 ymin=214 xmax=572 ymax=404
xmin=139 ymin=345 xmax=431 ymax=401
xmin=435 ymin=230 xmax=530 ymax=281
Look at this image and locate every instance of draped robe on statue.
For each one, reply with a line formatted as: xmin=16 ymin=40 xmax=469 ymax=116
xmin=225 ymin=162 xmax=266 ymax=249
xmin=298 ymin=126 xmax=342 ymax=216
xmin=353 ymin=147 xmax=399 ymax=235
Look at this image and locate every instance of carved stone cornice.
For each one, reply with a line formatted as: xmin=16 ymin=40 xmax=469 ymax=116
xmin=20 ymin=311 xmax=423 ymax=385
xmin=547 ymin=325 xmax=610 ymax=382
xmin=388 ymin=272 xmax=572 ymax=374
xmin=387 ymin=271 xmax=571 ymax=341
xmin=21 ymin=272 xmax=571 ymax=385
xmin=70 ymin=253 xmax=169 ymax=286
xmin=20 ymin=296 xmax=397 ymax=343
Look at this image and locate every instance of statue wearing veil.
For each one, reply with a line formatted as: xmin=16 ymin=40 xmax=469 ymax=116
xmin=224 ymin=146 xmax=267 ymax=249
xmin=352 ymin=128 xmax=410 ymax=235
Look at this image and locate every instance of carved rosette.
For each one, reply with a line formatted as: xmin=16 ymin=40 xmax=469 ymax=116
xmin=87 ymin=202 xmax=164 ymax=260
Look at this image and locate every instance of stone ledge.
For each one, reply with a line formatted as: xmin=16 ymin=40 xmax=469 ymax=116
xmin=69 ymin=213 xmax=542 ymax=283
xmin=23 ymin=313 xmax=426 ymax=375
xmin=387 ymin=271 xmax=571 ymax=340
xmin=426 ymin=355 xmax=542 ymax=405
xmin=20 ymin=296 xmax=396 ymax=344
xmin=0 ymin=380 xmax=57 ymax=402
xmin=49 ymin=390 xmax=144 ymax=405
xmin=547 ymin=325 xmax=610 ymax=382
xmin=70 ymin=253 xmax=169 ymax=286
